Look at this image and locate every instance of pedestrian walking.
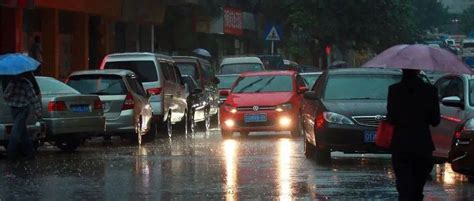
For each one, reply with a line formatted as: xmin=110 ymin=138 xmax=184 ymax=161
xmin=386 ymin=69 xmax=440 ymax=201
xmin=2 ymin=71 xmax=42 ymax=160
xmin=30 ymin=36 xmax=43 ymax=75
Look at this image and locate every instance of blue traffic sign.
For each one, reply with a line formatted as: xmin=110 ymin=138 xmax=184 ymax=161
xmin=264 ymin=24 xmax=283 ymax=41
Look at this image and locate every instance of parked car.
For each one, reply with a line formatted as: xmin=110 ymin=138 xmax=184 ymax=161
xmin=100 ymin=52 xmax=187 ymax=137
xmin=430 ymin=74 xmax=474 ymax=177
xmin=302 ymin=68 xmax=402 ymax=163
xmin=219 ymin=57 xmax=265 ymax=75
xmin=36 ymin=76 xmax=105 ymax=151
xmin=182 ymin=75 xmax=210 ymax=132
xmin=216 ymin=74 xmax=240 ymax=104
xmin=173 ymin=56 xmax=219 ymax=126
xmin=282 ymin=59 xmax=302 ymax=72
xmin=67 ymin=70 xmax=154 ymax=144
xmin=0 ymin=77 xmax=46 ymax=150
xmin=461 ymin=39 xmax=474 ymax=58
xmin=220 ymin=71 xmax=308 ymax=138
xmin=300 ymin=72 xmax=323 ymax=88
xmin=257 ymin=55 xmax=284 ymax=70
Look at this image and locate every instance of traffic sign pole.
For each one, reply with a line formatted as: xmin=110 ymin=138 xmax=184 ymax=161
xmin=271 ymin=41 xmax=274 ymax=55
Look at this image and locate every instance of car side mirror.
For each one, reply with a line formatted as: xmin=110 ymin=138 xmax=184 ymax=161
xmin=219 ymin=89 xmax=230 ymax=97
xmin=298 ymin=86 xmax=308 ymax=94
xmin=441 ymin=96 xmax=464 ymax=109
xmin=303 ymin=91 xmax=319 ymax=100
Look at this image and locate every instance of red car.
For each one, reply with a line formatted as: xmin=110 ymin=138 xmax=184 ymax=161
xmin=219 ymin=71 xmax=308 ymax=138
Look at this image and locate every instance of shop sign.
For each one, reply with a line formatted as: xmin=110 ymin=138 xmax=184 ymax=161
xmin=1 ymin=0 xmax=34 ymax=8
xmin=224 ymin=7 xmax=243 ymax=36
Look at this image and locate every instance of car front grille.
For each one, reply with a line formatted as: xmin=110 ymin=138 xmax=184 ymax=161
xmin=352 ymin=116 xmax=385 ymax=127
xmin=237 ymin=106 xmax=276 ymax=111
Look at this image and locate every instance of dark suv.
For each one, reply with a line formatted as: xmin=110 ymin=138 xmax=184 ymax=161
xmin=173 ymin=56 xmax=219 ymax=126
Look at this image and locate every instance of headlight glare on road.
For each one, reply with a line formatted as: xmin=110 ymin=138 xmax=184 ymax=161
xmin=323 ymin=112 xmax=354 ymax=125
xmin=225 ymin=119 xmax=235 ymax=128
xmin=279 ymin=116 xmax=292 ymax=127
xmin=276 ymin=103 xmax=293 ymax=112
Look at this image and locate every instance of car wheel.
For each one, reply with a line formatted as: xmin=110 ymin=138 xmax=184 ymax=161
xmin=56 ymin=138 xmax=80 ymax=152
xmin=240 ymin=131 xmax=249 ymax=138
xmin=166 ymin=113 xmax=173 ymax=138
xmin=143 ymin=120 xmax=157 ymax=143
xmin=304 ymin=138 xmax=316 ymax=159
xmin=291 ymin=114 xmax=303 ymax=138
xmin=222 ymin=130 xmax=233 ymax=139
xmin=315 ymin=147 xmax=331 ymax=164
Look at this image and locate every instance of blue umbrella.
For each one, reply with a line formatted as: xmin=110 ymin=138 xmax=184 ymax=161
xmin=193 ymin=48 xmax=212 ymax=58
xmin=0 ymin=53 xmax=40 ymax=75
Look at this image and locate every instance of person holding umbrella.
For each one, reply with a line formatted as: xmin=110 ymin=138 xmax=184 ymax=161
xmin=0 ymin=54 xmax=42 ymax=160
xmin=363 ymin=44 xmax=472 ymax=201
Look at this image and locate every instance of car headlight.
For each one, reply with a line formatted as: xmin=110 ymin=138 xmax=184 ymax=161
xmin=323 ymin=112 xmax=354 ymax=125
xmin=223 ymin=104 xmax=237 ymax=113
xmin=276 ymin=103 xmax=293 ymax=112
xmin=463 ymin=119 xmax=474 ymax=131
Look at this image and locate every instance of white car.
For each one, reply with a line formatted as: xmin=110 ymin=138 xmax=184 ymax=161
xmin=219 ymin=57 xmax=265 ymax=75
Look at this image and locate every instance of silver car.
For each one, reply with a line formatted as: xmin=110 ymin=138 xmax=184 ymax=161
xmin=67 ymin=70 xmax=154 ymax=144
xmin=36 ymin=76 xmax=105 ymax=151
xmin=100 ymin=53 xmax=187 ymax=137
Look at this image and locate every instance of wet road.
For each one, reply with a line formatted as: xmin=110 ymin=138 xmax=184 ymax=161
xmin=1 ymin=129 xmax=474 ymax=200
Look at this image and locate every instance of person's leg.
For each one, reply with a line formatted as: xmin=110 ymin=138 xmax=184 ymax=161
xmin=412 ymin=154 xmax=434 ymax=201
xmin=16 ymin=106 xmax=33 ymax=158
xmin=392 ymin=152 xmax=415 ymax=201
xmin=7 ymin=107 xmax=27 ymax=159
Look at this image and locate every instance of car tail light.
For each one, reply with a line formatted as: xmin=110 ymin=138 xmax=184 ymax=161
xmin=94 ymin=99 xmax=102 ymax=110
xmin=147 ymin=87 xmax=162 ymax=95
xmin=122 ymin=93 xmax=135 ymax=110
xmin=48 ymin=101 xmax=67 ymax=112
xmin=220 ymin=89 xmax=230 ymax=96
xmin=316 ymin=113 xmax=325 ymax=128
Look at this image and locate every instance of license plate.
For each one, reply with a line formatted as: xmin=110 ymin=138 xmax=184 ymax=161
xmin=71 ymin=105 xmax=90 ymax=113
xmin=244 ymin=114 xmax=267 ymax=123
xmin=364 ymin=131 xmax=376 ymax=143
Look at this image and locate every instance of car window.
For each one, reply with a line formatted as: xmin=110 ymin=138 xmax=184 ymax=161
xmin=324 ymin=74 xmax=401 ymax=100
xmin=220 ymin=63 xmax=264 ymax=74
xmin=463 ymin=42 xmax=474 ymax=48
xmin=295 ymin=75 xmax=306 ymax=88
xmin=232 ymin=75 xmax=293 ymax=93
xmin=302 ymin=74 xmax=321 ymax=88
xmin=126 ymin=76 xmax=146 ymax=97
xmin=469 ymin=80 xmax=474 ymax=106
xmin=36 ymin=77 xmax=80 ymax=95
xmin=160 ymin=62 xmax=173 ymax=82
xmin=445 ymin=77 xmax=464 ymax=100
xmin=103 ymin=61 xmax=158 ymax=82
xmin=435 ymin=77 xmax=452 ymax=99
xmin=183 ymin=76 xmax=199 ymax=92
xmin=176 ymin=63 xmax=199 ymax=80
xmin=67 ymin=75 xmax=127 ymax=95
xmin=173 ymin=64 xmax=183 ymax=84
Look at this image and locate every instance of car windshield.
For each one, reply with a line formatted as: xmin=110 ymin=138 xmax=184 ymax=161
xmin=217 ymin=75 xmax=239 ymax=89
xmin=176 ymin=63 xmax=199 ymax=80
xmin=220 ymin=63 xmax=263 ymax=74
xmin=182 ymin=76 xmax=199 ymax=92
xmin=324 ymin=74 xmax=401 ymax=100
xmin=36 ymin=77 xmax=79 ymax=95
xmin=232 ymin=75 xmax=293 ymax=93
xmin=67 ymin=75 xmax=127 ymax=95
xmin=302 ymin=74 xmax=321 ymax=87
xmin=470 ymin=80 xmax=474 ymax=106
xmin=104 ymin=61 xmax=157 ymax=82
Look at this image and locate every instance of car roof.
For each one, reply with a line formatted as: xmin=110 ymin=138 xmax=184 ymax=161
xmin=241 ymin=70 xmax=297 ymax=76
xmin=221 ymin=57 xmax=263 ymax=65
xmin=69 ymin=69 xmax=135 ymax=77
xmin=327 ymin=68 xmax=402 ymax=75
xmin=172 ymin=56 xmax=210 ymax=64
xmin=104 ymin=52 xmax=173 ymax=62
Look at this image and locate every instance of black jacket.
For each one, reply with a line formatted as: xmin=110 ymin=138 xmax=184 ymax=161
xmin=1 ymin=72 xmax=40 ymax=95
xmin=386 ymin=76 xmax=440 ymax=155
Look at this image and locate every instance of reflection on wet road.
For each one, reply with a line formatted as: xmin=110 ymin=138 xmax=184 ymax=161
xmin=1 ymin=130 xmax=474 ymax=200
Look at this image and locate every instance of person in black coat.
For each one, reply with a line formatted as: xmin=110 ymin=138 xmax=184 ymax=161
xmin=386 ymin=69 xmax=441 ymax=201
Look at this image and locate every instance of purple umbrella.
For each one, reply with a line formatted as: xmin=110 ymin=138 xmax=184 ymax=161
xmin=362 ymin=44 xmax=472 ymax=74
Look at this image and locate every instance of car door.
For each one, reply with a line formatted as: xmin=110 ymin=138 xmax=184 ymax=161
xmin=168 ymin=63 xmax=186 ymax=122
xmin=126 ymin=75 xmax=152 ymax=132
xmin=432 ymin=76 xmax=467 ymax=158
xmin=302 ymin=73 xmax=326 ymax=145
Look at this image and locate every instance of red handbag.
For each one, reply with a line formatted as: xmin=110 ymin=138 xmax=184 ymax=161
xmin=375 ymin=120 xmax=394 ymax=149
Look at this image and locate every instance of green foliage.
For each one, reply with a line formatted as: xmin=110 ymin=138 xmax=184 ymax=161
xmin=460 ymin=5 xmax=474 ymax=34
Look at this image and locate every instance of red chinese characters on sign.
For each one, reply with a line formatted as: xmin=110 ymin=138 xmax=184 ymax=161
xmin=224 ymin=7 xmax=243 ymax=36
